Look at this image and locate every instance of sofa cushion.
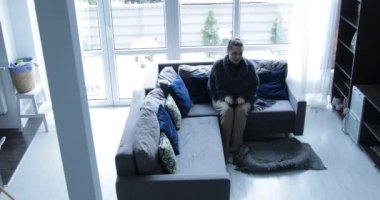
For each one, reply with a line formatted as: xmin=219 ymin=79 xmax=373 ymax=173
xmin=186 ymin=103 xmax=218 ymax=118
xmin=169 ymin=75 xmax=192 ymax=117
xmin=175 ymin=116 xmax=226 ymax=174
xmin=244 ymin=100 xmax=295 ymax=138
xmin=115 ymin=90 xmax=146 ymax=176
xmin=258 ymin=100 xmax=293 ymax=112
xmin=157 ymin=104 xmax=179 ymax=155
xmin=158 ymin=132 xmax=176 ymax=174
xmin=165 ymin=94 xmax=182 ymax=130
xmin=191 ymin=75 xmax=211 ymax=103
xmin=257 ymin=69 xmax=288 ymax=100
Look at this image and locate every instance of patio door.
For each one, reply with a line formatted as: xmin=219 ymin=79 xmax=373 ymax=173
xmin=75 ymin=0 xmax=167 ymax=106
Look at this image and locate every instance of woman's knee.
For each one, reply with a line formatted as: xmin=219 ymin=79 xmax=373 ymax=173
xmin=221 ymin=104 xmax=234 ymax=118
xmin=213 ymin=100 xmax=233 ymax=115
xmin=235 ymin=103 xmax=251 ymax=115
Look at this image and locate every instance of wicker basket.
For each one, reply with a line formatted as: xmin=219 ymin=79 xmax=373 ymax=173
xmin=8 ymin=57 xmax=36 ymax=93
xmin=10 ymin=67 xmax=36 ymax=93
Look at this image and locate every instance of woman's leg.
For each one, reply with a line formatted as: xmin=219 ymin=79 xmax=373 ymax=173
xmin=230 ymin=102 xmax=251 ymax=152
xmin=212 ymin=100 xmax=234 ymax=158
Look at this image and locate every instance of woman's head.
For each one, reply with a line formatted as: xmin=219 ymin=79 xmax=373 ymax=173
xmin=227 ymin=38 xmax=244 ymax=64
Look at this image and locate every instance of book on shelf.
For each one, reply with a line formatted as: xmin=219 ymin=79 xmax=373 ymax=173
xmin=370 ymin=145 xmax=380 ymax=157
xmin=350 ymin=31 xmax=357 ymax=50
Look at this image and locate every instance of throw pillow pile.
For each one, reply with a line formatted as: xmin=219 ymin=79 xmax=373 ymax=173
xmin=253 ymin=60 xmax=289 ymax=100
xmin=142 ymin=66 xmax=195 ymax=174
xmin=132 ymin=88 xmax=182 ymax=174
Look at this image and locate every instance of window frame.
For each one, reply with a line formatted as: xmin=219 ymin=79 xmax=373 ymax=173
xmin=81 ymin=0 xmax=290 ymax=106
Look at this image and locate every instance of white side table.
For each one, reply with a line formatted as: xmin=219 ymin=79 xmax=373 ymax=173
xmin=16 ymin=83 xmax=49 ymax=132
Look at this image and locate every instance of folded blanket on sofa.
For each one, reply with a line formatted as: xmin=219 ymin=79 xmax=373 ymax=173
xmin=253 ymin=98 xmax=276 ymax=112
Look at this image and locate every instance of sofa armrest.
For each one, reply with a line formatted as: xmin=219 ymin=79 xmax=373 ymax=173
xmin=115 ymin=89 xmax=145 ymax=176
xmin=286 ymin=78 xmax=307 ymax=135
xmin=116 ymin=173 xmax=230 ymax=200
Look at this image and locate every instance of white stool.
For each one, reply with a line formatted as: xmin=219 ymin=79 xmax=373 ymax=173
xmin=16 ymin=83 xmax=49 ymax=132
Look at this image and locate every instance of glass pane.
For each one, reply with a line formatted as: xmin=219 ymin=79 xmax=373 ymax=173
xmin=111 ymin=0 xmax=165 ymax=49
xmin=180 ymin=0 xmax=233 ymax=47
xmin=240 ymin=0 xmax=293 ymax=45
xmin=75 ymin=0 xmax=102 ymax=50
xmin=116 ymin=54 xmax=167 ymax=99
xmin=82 ymin=55 xmax=107 ymax=100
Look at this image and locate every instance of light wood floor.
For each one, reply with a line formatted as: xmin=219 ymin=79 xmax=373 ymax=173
xmin=2 ymin=106 xmax=380 ymax=200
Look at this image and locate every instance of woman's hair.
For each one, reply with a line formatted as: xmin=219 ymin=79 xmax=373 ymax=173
xmin=227 ymin=38 xmax=243 ymax=52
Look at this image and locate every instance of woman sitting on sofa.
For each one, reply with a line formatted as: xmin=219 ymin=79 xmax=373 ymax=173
xmin=208 ymin=38 xmax=259 ymax=161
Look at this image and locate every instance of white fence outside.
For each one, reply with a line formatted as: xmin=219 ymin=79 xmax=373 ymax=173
xmin=77 ymin=2 xmax=292 ymax=50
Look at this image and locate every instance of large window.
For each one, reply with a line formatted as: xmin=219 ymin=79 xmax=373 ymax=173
xmin=110 ymin=1 xmax=166 ymax=49
xmin=240 ymin=0 xmax=292 ymax=45
xmin=75 ymin=0 xmax=107 ymax=102
xmin=75 ymin=0 xmax=293 ymax=106
xmin=180 ymin=0 xmax=233 ymax=47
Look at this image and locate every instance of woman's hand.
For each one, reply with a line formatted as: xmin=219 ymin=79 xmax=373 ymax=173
xmin=224 ymin=96 xmax=234 ymax=105
xmin=236 ymin=97 xmax=245 ymax=105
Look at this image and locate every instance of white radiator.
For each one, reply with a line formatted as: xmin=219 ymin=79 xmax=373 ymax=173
xmin=0 ymin=66 xmax=8 ymax=115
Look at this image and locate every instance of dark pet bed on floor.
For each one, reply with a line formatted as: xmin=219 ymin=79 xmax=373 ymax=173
xmin=233 ymin=137 xmax=326 ymax=173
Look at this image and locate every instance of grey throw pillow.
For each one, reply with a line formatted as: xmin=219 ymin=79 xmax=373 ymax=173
xmin=158 ymin=67 xmax=177 ymax=95
xmin=142 ymin=88 xmax=165 ymax=113
xmin=133 ymin=108 xmax=163 ymax=174
xmin=178 ymin=64 xmax=211 ymax=96
xmin=133 ymin=88 xmax=166 ymax=175
xmin=178 ymin=64 xmax=212 ymax=79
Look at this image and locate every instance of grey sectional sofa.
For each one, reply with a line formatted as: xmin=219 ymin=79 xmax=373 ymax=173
xmin=115 ymin=88 xmax=229 ymax=200
xmin=115 ymin=60 xmax=306 ymax=200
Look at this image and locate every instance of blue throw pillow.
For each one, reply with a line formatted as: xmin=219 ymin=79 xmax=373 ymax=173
xmin=257 ymin=69 xmax=288 ymax=100
xmin=157 ymin=104 xmax=179 ymax=155
xmin=257 ymin=72 xmax=272 ymax=84
xmin=191 ymin=75 xmax=211 ymax=103
xmin=169 ymin=75 xmax=192 ymax=116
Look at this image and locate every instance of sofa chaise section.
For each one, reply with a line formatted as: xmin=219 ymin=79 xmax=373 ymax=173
xmin=115 ymin=89 xmax=230 ymax=200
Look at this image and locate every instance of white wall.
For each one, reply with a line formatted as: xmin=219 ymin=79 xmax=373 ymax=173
xmin=0 ymin=0 xmax=19 ymax=129
xmin=0 ymin=0 xmax=50 ymax=129
xmin=8 ymin=0 xmax=36 ymax=58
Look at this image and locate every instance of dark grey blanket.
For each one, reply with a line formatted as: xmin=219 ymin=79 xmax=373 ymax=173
xmin=253 ymin=98 xmax=275 ymax=111
xmin=233 ymin=138 xmax=326 ymax=173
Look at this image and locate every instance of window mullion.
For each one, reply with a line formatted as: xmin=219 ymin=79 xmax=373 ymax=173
xmin=99 ymin=0 xmax=119 ymax=106
xmin=233 ymin=0 xmax=240 ymax=38
xmin=165 ymin=0 xmax=180 ymax=60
